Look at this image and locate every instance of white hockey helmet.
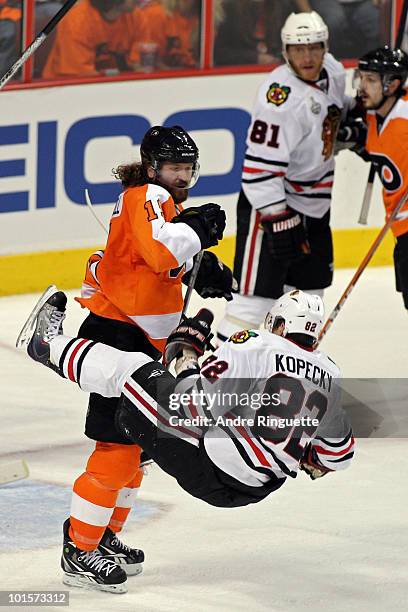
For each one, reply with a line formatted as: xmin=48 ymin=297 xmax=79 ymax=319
xmin=264 ymin=290 xmax=324 ymax=341
xmin=281 ymin=11 xmax=329 ymax=51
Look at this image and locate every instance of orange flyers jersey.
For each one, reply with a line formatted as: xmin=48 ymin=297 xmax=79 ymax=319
xmin=366 ymin=91 xmax=408 ymax=237
xmin=76 ymin=183 xmax=201 ymax=351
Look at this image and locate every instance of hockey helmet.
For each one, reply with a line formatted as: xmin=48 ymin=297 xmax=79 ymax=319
xmin=140 ymin=125 xmax=200 ymax=187
xmin=264 ymin=290 xmax=324 ymax=342
xmin=281 ymin=11 xmax=328 ymax=50
xmin=356 ymin=46 xmax=408 ymax=93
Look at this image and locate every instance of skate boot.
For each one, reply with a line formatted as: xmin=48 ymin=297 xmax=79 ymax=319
xmin=98 ymin=527 xmax=145 ymax=576
xmin=16 ymin=285 xmax=66 ymax=367
xmin=61 ymin=520 xmax=127 ymax=594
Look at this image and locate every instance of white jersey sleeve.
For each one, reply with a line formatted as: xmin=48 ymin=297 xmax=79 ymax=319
xmin=310 ymin=385 xmax=355 ymax=472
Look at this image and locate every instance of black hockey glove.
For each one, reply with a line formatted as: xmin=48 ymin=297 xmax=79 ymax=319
xmin=172 ymin=204 xmax=226 ymax=249
xmin=299 ymin=443 xmax=333 ymax=480
xmin=261 ymin=206 xmax=310 ymax=261
xmin=337 ymin=118 xmax=367 ymax=146
xmin=163 ymin=309 xmax=214 ymax=367
xmin=336 ymin=117 xmax=371 ymax=161
xmin=182 ymin=251 xmax=237 ymax=301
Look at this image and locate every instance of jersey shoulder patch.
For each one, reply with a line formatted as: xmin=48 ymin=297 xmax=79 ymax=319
xmin=228 ymin=330 xmax=259 ymax=344
xmin=266 ymin=82 xmax=291 ymax=106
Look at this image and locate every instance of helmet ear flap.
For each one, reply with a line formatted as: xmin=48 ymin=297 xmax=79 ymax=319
xmin=265 ymin=290 xmax=324 ymax=342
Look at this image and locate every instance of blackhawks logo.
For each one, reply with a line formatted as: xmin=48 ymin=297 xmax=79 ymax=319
xmin=266 ymin=82 xmax=291 ymax=106
xmin=228 ymin=330 xmax=259 ymax=344
xmin=321 ymin=104 xmax=342 ymax=160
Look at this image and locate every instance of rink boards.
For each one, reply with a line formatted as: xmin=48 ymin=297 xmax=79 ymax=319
xmin=0 ymin=71 xmax=394 ymax=295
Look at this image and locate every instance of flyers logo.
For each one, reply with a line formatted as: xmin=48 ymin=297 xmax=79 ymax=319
xmin=266 ymin=83 xmax=291 ymax=106
xmin=371 ymin=153 xmax=403 ymax=192
xmin=228 ymin=330 xmax=258 ymax=344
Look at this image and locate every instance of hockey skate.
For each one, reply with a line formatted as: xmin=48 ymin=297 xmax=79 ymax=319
xmin=98 ymin=527 xmax=145 ymax=576
xmin=16 ymin=285 xmax=66 ymax=366
xmin=61 ymin=520 xmax=128 ymax=594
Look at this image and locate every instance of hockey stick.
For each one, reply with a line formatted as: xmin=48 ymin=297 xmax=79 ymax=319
xmin=0 ymin=0 xmax=78 ymax=90
xmin=358 ymin=164 xmax=376 ymax=225
xmin=0 ymin=459 xmax=29 ymax=486
xmin=85 ymin=189 xmax=109 ymax=234
xmin=181 ymin=250 xmax=204 ymax=320
xmin=318 ymin=188 xmax=408 ymax=345
xmin=180 ymin=250 xmax=216 ymax=351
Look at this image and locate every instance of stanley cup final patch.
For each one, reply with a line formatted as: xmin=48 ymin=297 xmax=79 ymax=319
xmin=266 ymin=82 xmax=291 ymax=106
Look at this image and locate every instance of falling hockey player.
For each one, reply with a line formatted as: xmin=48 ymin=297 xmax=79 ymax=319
xmin=17 ymin=286 xmax=354 ymax=594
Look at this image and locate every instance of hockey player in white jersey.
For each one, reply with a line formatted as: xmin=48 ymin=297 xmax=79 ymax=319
xmin=18 ymin=287 xmax=354 ymax=593
xmin=218 ymin=11 xmax=348 ymax=342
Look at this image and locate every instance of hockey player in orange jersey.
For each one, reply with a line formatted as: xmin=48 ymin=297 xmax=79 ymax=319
xmin=353 ymin=46 xmax=408 ymax=309
xmin=61 ymin=125 xmax=234 ymax=593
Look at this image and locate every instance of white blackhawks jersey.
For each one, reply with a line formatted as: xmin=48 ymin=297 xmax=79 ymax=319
xmin=242 ymin=54 xmax=347 ymax=218
xmin=194 ymin=330 xmax=354 ymax=490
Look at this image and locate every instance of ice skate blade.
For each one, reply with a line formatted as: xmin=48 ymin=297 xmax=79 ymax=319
xmin=122 ymin=562 xmax=143 ymax=577
xmin=62 ymin=572 xmax=128 ymax=594
xmin=16 ymin=285 xmax=58 ymax=349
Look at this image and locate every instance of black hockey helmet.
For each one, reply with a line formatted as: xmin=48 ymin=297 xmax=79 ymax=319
xmin=141 ymin=125 xmax=199 ymax=166
xmin=358 ymin=46 xmax=408 ymax=84
xmin=140 ymin=125 xmax=200 ymax=189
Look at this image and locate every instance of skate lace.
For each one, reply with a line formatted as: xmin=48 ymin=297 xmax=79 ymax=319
xmin=77 ymin=550 xmax=117 ymax=576
xmin=45 ymin=310 xmax=65 ymax=341
xmin=111 ymin=536 xmax=131 ymax=553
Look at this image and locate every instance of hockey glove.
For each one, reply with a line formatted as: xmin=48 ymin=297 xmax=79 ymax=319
xmin=336 ymin=117 xmax=371 ymax=161
xmin=182 ymin=251 xmax=238 ymax=301
xmin=163 ymin=309 xmax=214 ymax=367
xmin=299 ymin=443 xmax=333 ymax=480
xmin=261 ymin=204 xmax=310 ymax=261
xmin=172 ymin=204 xmax=226 ymax=249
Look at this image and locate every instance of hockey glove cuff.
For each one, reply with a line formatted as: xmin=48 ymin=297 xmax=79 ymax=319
xmin=261 ymin=205 xmax=310 ymax=261
xmin=299 ymin=443 xmax=333 ymax=480
xmin=163 ymin=309 xmax=214 ymax=367
xmin=172 ymin=204 xmax=226 ymax=249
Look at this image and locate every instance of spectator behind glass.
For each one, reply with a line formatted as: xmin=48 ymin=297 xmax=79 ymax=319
xmin=162 ymin=0 xmax=200 ymax=68
xmin=214 ymin=0 xmax=287 ymax=66
xmin=135 ymin=0 xmax=212 ymax=71
xmin=131 ymin=1 xmax=166 ymax=71
xmin=34 ymin=1 xmax=64 ymax=78
xmin=42 ymin=0 xmax=148 ymax=79
xmin=0 ymin=0 xmax=21 ymax=78
xmin=294 ymin=0 xmax=387 ymax=58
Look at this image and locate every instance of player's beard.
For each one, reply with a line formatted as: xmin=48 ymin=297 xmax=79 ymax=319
xmin=169 ymin=187 xmax=189 ymax=204
xmin=155 ymin=175 xmax=189 ymax=203
xmin=164 ymin=183 xmax=189 ymax=204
